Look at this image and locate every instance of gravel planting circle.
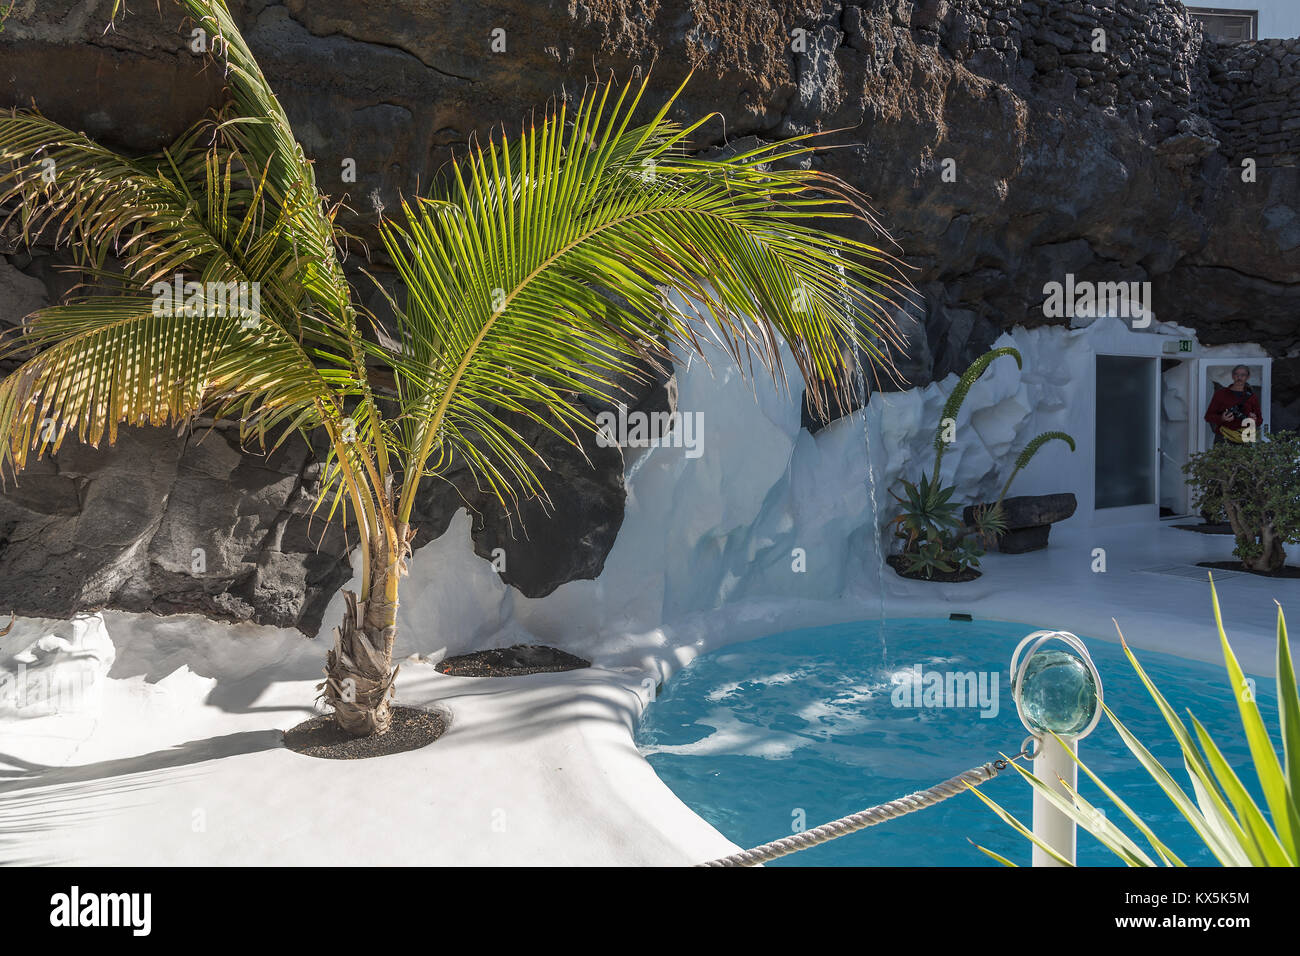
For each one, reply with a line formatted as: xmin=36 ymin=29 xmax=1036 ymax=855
xmin=437 ymin=644 xmax=591 ymax=677
xmin=283 ymin=706 xmax=446 ymax=760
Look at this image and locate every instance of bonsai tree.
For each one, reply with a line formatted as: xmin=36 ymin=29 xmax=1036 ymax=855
xmin=1184 ymin=431 xmax=1300 ymax=573
xmin=0 ymin=1 xmax=905 ymax=735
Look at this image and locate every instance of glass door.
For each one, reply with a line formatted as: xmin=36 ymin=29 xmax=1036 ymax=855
xmin=1094 ymin=355 xmax=1159 ymax=521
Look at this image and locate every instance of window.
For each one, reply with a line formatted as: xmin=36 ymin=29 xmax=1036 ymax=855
xmin=1188 ymin=7 xmax=1259 ymax=41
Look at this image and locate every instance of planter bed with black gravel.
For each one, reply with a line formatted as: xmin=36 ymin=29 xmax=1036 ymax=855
xmin=1197 ymin=560 xmax=1300 ymax=579
xmin=438 ymin=644 xmax=591 ymax=677
xmin=886 ymin=554 xmax=981 ymax=583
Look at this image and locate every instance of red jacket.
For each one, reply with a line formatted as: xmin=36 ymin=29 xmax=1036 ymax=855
xmin=1204 ymin=386 xmax=1262 ymax=436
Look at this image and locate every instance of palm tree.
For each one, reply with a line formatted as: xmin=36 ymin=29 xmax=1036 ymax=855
xmin=0 ymin=0 xmax=907 ymax=736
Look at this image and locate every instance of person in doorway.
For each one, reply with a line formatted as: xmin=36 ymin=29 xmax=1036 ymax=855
xmin=1203 ymin=365 xmax=1263 ymax=444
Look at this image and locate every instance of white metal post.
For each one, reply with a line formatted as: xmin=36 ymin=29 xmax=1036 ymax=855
xmin=1031 ymin=735 xmax=1078 ymax=867
xmin=1010 ymin=630 xmax=1102 ymax=869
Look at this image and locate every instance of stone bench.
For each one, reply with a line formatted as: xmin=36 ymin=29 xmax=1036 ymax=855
xmin=963 ymin=493 xmax=1077 ymax=554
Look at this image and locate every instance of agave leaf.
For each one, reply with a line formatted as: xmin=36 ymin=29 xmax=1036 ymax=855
xmin=1103 ymin=698 xmax=1251 ymax=866
xmin=969 ymin=839 xmax=1019 ymax=867
xmin=1056 ymin=783 xmax=1154 ymax=867
xmin=1114 ymin=622 xmax=1256 ymax=863
xmin=1190 ymin=714 xmax=1294 ymax=866
xmin=1002 ymin=748 xmax=1155 ymax=867
xmin=1185 ymin=768 xmax=1257 ymax=866
xmin=1276 ymin=603 xmax=1300 ymax=822
xmin=1207 ymin=579 xmax=1300 ymax=861
xmin=1058 ymin=733 xmax=1186 ymax=866
xmin=986 ymin=594 xmax=1295 ymax=867
xmin=966 ymin=778 xmax=1074 ymax=866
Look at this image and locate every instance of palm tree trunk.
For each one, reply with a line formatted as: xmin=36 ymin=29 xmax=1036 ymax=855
xmin=320 ymin=527 xmax=408 ymax=736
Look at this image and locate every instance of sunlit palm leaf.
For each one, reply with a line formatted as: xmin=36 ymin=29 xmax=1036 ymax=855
xmin=380 ymin=73 xmax=909 ymax=522
xmin=1 ymin=113 xmax=241 ymax=288
xmin=2 ymin=3 xmax=378 ymax=533
xmin=164 ymin=0 xmax=388 ymax=478
xmin=0 ymin=298 xmax=224 ymax=461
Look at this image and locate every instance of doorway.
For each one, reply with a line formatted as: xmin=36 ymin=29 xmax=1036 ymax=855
xmin=1094 ymin=354 xmax=1159 ymax=523
xmin=1159 ymin=358 xmax=1194 ymax=517
xmin=1194 ymin=359 xmax=1271 ymax=453
xmin=1155 ymin=355 xmax=1272 ymax=519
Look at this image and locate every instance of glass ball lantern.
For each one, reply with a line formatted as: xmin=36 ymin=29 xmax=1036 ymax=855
xmin=1010 ymin=630 xmax=1103 ymax=743
xmin=1018 ymin=649 xmax=1098 ymax=736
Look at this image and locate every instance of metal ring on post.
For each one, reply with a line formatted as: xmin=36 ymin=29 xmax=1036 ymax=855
xmin=1020 ymin=734 xmax=1042 ymax=760
xmin=1009 ymin=629 xmax=1104 ymax=741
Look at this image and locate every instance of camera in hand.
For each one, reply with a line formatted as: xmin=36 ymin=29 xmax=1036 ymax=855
xmin=1226 ymin=387 xmax=1254 ymax=422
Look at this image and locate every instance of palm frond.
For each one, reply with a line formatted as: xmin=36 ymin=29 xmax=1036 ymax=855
xmin=0 ymin=3 xmax=389 ymax=575
xmin=1 ymin=111 xmax=236 ymax=286
xmin=381 ymin=72 xmax=910 ymax=521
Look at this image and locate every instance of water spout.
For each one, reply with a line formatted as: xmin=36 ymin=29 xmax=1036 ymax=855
xmin=854 ymin=354 xmax=888 ymax=664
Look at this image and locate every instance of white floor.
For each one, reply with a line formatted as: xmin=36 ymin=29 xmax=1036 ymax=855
xmin=0 ymin=519 xmax=1293 ymax=866
xmin=882 ymin=520 xmax=1290 ymax=678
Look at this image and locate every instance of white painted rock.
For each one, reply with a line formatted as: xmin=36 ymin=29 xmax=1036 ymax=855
xmin=0 ymin=614 xmax=115 ymax=718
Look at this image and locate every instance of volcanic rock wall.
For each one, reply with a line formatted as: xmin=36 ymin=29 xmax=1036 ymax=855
xmin=1210 ymin=38 xmax=1300 ymax=166
xmin=0 ymin=0 xmax=1296 ymax=632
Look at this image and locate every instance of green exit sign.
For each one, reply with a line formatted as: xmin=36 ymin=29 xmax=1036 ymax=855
xmin=1179 ymin=340 xmax=1193 ymax=352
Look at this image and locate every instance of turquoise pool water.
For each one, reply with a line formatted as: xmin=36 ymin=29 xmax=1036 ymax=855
xmin=636 ymin=618 xmax=1283 ymax=866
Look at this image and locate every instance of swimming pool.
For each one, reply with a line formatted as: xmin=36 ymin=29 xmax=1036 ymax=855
xmin=636 ymin=618 xmax=1281 ymax=866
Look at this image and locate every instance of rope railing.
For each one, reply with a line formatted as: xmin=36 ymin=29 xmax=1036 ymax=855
xmin=697 ymin=751 xmax=1027 ymax=867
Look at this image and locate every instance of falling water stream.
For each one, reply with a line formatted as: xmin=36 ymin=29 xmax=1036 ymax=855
xmin=853 ymin=354 xmax=888 ymax=665
xmin=834 ymin=260 xmax=889 ymax=665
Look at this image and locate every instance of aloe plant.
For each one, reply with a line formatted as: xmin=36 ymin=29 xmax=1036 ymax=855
xmin=890 ymin=471 xmax=961 ymax=550
xmin=972 ymin=578 xmax=1300 ymax=866
xmin=969 ymin=500 xmax=1008 ymax=549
